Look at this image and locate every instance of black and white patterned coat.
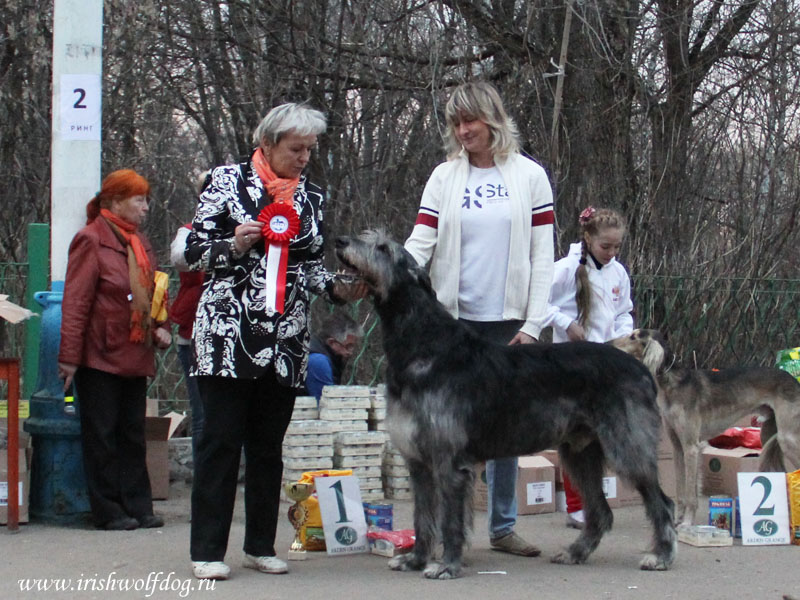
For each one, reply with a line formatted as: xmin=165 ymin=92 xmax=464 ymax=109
xmin=185 ymin=160 xmax=338 ymax=386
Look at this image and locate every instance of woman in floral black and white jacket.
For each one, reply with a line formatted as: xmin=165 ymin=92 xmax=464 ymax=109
xmin=185 ymin=103 xmax=365 ymax=581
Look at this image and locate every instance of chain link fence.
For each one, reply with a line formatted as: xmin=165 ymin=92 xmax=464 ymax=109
xmin=3 ymin=263 xmax=799 ymax=405
xmin=632 ymin=275 xmax=800 ymax=369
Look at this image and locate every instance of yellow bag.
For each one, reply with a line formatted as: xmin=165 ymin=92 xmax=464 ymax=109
xmin=150 ymin=270 xmax=169 ymax=323
xmin=297 ymin=469 xmax=353 ymax=485
xmin=788 ymin=469 xmax=800 ymax=546
xmin=295 ymin=469 xmax=353 ymax=551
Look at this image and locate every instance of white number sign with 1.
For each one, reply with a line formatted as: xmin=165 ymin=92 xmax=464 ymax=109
xmin=315 ymin=475 xmax=368 ymax=555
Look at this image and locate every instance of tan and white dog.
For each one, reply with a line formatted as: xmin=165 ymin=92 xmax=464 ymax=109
xmin=611 ymin=329 xmax=800 ymax=527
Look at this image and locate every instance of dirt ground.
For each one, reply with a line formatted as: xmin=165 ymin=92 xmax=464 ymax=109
xmin=2 ymin=480 xmax=798 ymax=600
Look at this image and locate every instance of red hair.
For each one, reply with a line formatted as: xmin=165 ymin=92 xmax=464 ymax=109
xmin=86 ymin=169 xmax=150 ymax=224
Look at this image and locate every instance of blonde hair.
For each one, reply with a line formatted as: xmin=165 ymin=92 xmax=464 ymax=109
xmin=443 ymin=81 xmax=520 ymax=160
xmin=575 ymin=207 xmax=626 ymax=327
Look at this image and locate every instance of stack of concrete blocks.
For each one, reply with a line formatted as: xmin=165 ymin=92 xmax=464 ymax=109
xmin=282 ymin=397 xmax=334 ymax=485
xmin=291 ymin=395 xmax=319 ymax=421
xmin=368 ymin=384 xmax=387 ymax=431
xmin=382 ymin=440 xmax=412 ymax=500
xmin=319 ymin=385 xmax=370 ymax=433
xmin=333 ymin=430 xmax=387 ymax=501
xmin=319 ymin=385 xmax=378 ymax=499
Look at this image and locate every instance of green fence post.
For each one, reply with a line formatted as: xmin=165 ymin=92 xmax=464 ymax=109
xmin=23 ymin=223 xmax=50 ymax=400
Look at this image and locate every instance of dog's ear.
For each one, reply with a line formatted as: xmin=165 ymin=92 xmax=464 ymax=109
xmin=414 ymin=267 xmax=435 ymax=297
xmin=398 ymin=245 xmax=436 ymax=297
xmin=640 ymin=330 xmax=679 ymax=376
xmin=640 ymin=333 xmax=667 ymax=376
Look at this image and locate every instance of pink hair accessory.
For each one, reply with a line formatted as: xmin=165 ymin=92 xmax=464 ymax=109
xmin=579 ymin=206 xmax=596 ymax=225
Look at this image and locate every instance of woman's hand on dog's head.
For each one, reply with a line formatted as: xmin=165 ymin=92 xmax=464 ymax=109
xmin=58 ymin=362 xmax=77 ymax=392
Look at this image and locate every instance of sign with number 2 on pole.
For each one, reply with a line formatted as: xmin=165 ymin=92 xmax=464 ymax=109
xmin=60 ymin=74 xmax=101 ymax=141
xmin=737 ymin=472 xmax=790 ymax=545
xmin=316 ymin=476 xmax=368 ymax=555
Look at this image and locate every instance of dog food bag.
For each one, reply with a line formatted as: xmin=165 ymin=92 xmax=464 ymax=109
xmin=789 ymin=469 xmax=800 ymax=546
xmin=775 ymin=348 xmax=800 ymax=382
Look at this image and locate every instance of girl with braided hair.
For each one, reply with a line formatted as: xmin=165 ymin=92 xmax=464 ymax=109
xmin=544 ymin=206 xmax=634 ymax=527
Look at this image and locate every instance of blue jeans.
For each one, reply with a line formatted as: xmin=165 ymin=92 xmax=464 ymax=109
xmin=486 ymin=457 xmax=518 ymax=540
xmin=177 ymin=343 xmax=204 ymax=462
xmin=459 ymin=319 xmax=523 ymax=540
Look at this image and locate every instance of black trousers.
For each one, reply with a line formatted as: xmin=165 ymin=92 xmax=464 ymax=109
xmin=190 ymin=371 xmax=296 ymax=561
xmin=75 ymin=367 xmax=154 ymax=526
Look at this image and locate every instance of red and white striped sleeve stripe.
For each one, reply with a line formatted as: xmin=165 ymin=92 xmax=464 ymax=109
xmin=415 ymin=206 xmax=439 ymax=229
xmin=532 ymin=203 xmax=554 ymax=227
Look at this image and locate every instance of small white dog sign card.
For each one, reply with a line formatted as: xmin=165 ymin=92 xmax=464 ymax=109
xmin=737 ymin=472 xmax=791 ymax=545
xmin=316 ymin=475 xmax=368 ymax=555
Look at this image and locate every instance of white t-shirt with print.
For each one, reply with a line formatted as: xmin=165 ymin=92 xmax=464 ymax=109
xmin=458 ymin=165 xmax=512 ymax=320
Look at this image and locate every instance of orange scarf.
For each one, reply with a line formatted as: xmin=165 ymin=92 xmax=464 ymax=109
xmin=252 ymin=147 xmax=299 ymax=205
xmin=101 ymin=208 xmax=154 ymax=344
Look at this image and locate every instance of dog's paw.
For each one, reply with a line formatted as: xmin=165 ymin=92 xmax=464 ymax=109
xmin=639 ymin=553 xmax=671 ymax=571
xmin=423 ymin=561 xmax=462 ymax=580
xmin=550 ymin=550 xmax=584 ymax=565
xmin=388 ymin=552 xmax=426 ymax=571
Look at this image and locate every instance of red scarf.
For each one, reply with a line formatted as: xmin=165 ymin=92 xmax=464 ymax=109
xmin=252 ymin=147 xmax=299 ymax=205
xmin=101 ymin=208 xmax=154 ymax=343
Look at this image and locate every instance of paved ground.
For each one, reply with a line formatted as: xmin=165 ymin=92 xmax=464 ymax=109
xmin=2 ymin=480 xmax=798 ymax=600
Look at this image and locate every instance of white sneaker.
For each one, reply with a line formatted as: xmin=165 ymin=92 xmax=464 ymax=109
xmin=566 ymin=510 xmax=586 ymax=529
xmin=243 ymin=553 xmax=288 ymax=574
xmin=192 ymin=561 xmax=230 ymax=580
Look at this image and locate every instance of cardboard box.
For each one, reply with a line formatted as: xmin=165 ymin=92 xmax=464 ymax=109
xmin=145 ymin=412 xmax=187 ymax=500
xmin=146 ymin=398 xmax=160 ymax=417
xmin=516 ymin=456 xmax=556 ymax=515
xmin=536 ymin=449 xmax=676 ymax=508
xmin=0 ymin=447 xmax=29 ymax=524
xmin=701 ymin=446 xmax=762 ymax=497
xmin=537 ymin=449 xmax=562 ymax=482
xmin=536 ymin=450 xmax=624 ymax=508
xmin=602 ymin=475 xmax=622 ymax=508
xmin=474 ymin=456 xmax=556 ymax=515
xmin=606 ymin=453 xmax=678 ymax=507
xmin=612 ymin=475 xmax=642 ymax=508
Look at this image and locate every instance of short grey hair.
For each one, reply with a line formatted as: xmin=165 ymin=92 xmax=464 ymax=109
xmin=251 ymin=102 xmax=327 ymax=147
xmin=315 ymin=310 xmax=364 ymax=344
xmin=443 ymin=81 xmax=520 ymax=160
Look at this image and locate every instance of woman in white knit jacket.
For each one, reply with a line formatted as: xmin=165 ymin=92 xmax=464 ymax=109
xmin=405 ymin=81 xmax=555 ymax=557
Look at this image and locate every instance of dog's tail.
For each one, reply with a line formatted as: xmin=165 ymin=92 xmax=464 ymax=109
xmin=759 ymin=413 xmax=787 ymax=472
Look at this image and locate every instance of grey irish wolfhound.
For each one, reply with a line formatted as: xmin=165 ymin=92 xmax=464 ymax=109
xmin=335 ymin=231 xmax=676 ymax=579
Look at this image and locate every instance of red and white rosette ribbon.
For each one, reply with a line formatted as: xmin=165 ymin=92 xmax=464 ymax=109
xmin=258 ymin=203 xmax=300 ymax=313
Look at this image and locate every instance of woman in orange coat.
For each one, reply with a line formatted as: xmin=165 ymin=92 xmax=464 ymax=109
xmin=58 ymin=169 xmax=171 ymax=530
